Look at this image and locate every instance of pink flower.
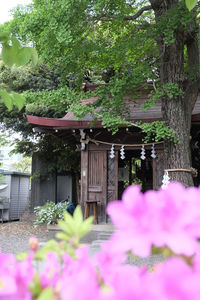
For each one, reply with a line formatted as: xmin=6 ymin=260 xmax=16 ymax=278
xmin=107 ymin=183 xmax=200 ymax=257
xmin=0 ymin=252 xmax=17 ymax=298
xmin=60 ymin=246 xmax=101 ymax=300
xmin=95 ymin=240 xmax=126 ymax=281
xmin=40 ymin=252 xmax=61 ymax=289
xmin=151 ymin=258 xmax=200 ymax=300
xmin=0 ymin=251 xmax=33 ymax=300
xmin=13 ymin=254 xmax=34 ymax=300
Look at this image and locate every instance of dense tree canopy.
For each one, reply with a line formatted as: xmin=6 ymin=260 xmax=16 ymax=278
xmin=0 ymin=62 xmax=80 ymax=177
xmin=4 ymin=0 xmax=200 ymax=186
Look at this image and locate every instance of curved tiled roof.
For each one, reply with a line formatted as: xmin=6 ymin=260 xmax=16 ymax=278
xmin=27 ymin=88 xmax=200 ymax=129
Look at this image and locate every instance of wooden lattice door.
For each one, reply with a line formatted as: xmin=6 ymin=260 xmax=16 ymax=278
xmin=88 ymin=150 xmax=107 ymax=223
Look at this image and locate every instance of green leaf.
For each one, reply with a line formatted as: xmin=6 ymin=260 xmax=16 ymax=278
xmin=73 ymin=205 xmax=83 ymax=225
xmin=15 ymin=47 xmax=32 ymax=67
xmin=34 ymin=240 xmax=62 ymax=259
xmin=11 ymin=37 xmax=21 ymax=50
xmin=185 ymin=0 xmax=197 ymax=10
xmin=56 ymin=232 xmax=71 ymax=241
xmin=0 ymin=32 xmax=9 ymax=43
xmin=29 ymin=274 xmax=42 ymax=297
xmin=79 ymin=216 xmax=94 ymax=238
xmin=1 ymin=44 xmax=16 ymax=67
xmin=16 ymin=252 xmax=28 ymax=261
xmin=58 ymin=217 xmax=74 ymax=234
xmin=37 ymin=287 xmax=54 ymax=300
xmin=12 ymin=93 xmax=25 ymax=110
xmin=30 ymin=47 xmax=38 ymax=66
xmin=0 ymin=90 xmax=13 ymax=110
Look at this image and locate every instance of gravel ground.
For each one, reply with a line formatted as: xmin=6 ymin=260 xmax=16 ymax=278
xmin=0 ymin=222 xmax=56 ymax=255
xmin=0 ymin=221 xmax=165 ymax=269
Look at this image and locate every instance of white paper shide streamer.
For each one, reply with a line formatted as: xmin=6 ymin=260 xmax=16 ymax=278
xmin=151 ymin=144 xmax=156 ymax=159
xmin=120 ymin=145 xmax=125 ymax=160
xmin=110 ymin=144 xmax=115 ymax=159
xmin=140 ymin=145 xmax=146 ymax=160
xmin=161 ymin=170 xmax=170 ymax=189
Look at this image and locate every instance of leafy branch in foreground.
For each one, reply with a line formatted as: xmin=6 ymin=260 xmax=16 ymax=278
xmin=34 ymin=205 xmax=93 ymax=260
xmin=0 ymin=32 xmax=38 ymax=110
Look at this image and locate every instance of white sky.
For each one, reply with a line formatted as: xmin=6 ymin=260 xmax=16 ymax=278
xmin=0 ymin=0 xmax=32 ymax=24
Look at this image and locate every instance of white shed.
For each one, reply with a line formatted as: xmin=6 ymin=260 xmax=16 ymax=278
xmin=0 ymin=170 xmax=30 ymax=221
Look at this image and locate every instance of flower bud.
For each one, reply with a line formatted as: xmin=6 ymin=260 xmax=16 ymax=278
xmin=29 ymin=236 xmax=39 ymax=251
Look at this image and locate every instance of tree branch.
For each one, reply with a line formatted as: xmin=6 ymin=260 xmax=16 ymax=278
xmin=123 ymin=5 xmax=152 ymax=20
xmin=99 ymin=5 xmax=152 ymax=21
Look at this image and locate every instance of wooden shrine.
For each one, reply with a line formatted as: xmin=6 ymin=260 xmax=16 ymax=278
xmin=27 ymin=84 xmax=200 ymax=223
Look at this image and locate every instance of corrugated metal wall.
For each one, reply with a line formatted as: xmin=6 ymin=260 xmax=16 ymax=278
xmin=10 ymin=175 xmax=30 ymax=220
xmin=31 ymin=154 xmax=73 ymax=209
xmin=0 ymin=172 xmax=30 ymax=221
xmin=57 ymin=175 xmax=72 ymax=202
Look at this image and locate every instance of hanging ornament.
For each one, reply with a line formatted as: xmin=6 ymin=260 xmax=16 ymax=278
xmin=151 ymin=144 xmax=156 ymax=159
xmin=120 ymin=145 xmax=125 ymax=160
xmin=161 ymin=170 xmax=170 ymax=189
xmin=110 ymin=144 xmax=115 ymax=159
xmin=140 ymin=145 xmax=146 ymax=160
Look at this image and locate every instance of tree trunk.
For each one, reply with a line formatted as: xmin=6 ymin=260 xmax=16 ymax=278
xmin=149 ymin=0 xmax=199 ymax=186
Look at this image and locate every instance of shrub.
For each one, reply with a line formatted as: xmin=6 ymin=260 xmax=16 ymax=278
xmin=34 ymin=201 xmax=69 ymax=224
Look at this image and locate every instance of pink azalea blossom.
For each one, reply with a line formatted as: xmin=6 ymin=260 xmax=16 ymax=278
xmin=151 ymin=257 xmax=200 ymax=300
xmin=107 ymin=183 xmax=200 ymax=257
xmin=60 ymin=245 xmax=101 ymax=300
xmin=0 ymin=252 xmax=33 ymax=300
xmin=40 ymin=252 xmax=61 ymax=289
xmin=13 ymin=254 xmax=34 ymax=300
xmin=0 ymin=252 xmax=16 ymax=298
xmin=95 ymin=240 xmax=126 ymax=281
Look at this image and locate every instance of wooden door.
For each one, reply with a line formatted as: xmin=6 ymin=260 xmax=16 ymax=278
xmin=88 ymin=150 xmax=107 ymax=223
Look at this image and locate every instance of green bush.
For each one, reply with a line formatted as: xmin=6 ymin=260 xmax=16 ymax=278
xmin=34 ymin=201 xmax=69 ymax=225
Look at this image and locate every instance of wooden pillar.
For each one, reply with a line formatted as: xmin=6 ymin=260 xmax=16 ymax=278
xmin=80 ymin=145 xmax=88 ymax=208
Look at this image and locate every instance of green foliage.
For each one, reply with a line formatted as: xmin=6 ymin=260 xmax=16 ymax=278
xmin=33 ymin=206 xmax=93 ymax=262
xmin=0 ymin=63 xmax=61 ymax=93
xmin=29 ymin=274 xmax=43 ymax=299
xmin=0 ymin=89 xmax=25 ymax=111
xmin=34 ymin=201 xmax=70 ymax=225
xmin=37 ymin=287 xmax=54 ymax=300
xmin=139 ymin=121 xmax=179 ymax=144
xmin=0 ymin=34 xmax=38 ymax=68
xmin=4 ymin=0 xmax=199 ymax=164
xmin=34 ymin=239 xmax=64 ymax=260
xmin=25 ymin=86 xmax=78 ymax=115
xmin=11 ymin=156 xmax=31 ymax=173
xmin=154 ymin=2 xmax=193 ymax=46
xmin=0 ymin=32 xmax=38 ymax=110
xmin=57 ymin=205 xmax=93 ymax=246
xmin=185 ymin=0 xmax=197 ymax=10
xmin=9 ymin=0 xmax=156 ymax=82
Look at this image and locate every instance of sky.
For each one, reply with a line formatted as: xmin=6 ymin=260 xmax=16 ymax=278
xmin=0 ymin=0 xmax=32 ymax=24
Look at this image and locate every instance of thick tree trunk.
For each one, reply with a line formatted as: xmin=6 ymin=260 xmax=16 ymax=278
xmin=150 ymin=0 xmax=199 ymax=186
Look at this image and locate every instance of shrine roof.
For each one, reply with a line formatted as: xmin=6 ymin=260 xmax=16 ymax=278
xmin=27 ymin=85 xmax=200 ymax=129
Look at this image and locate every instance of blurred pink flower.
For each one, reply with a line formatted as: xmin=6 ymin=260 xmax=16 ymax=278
xmin=107 ymin=183 xmax=200 ymax=257
xmin=40 ymin=252 xmax=61 ymax=289
xmin=151 ymin=257 xmax=200 ymax=300
xmin=0 ymin=252 xmax=33 ymax=300
xmin=60 ymin=245 xmax=101 ymax=300
xmin=95 ymin=240 xmax=126 ymax=281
